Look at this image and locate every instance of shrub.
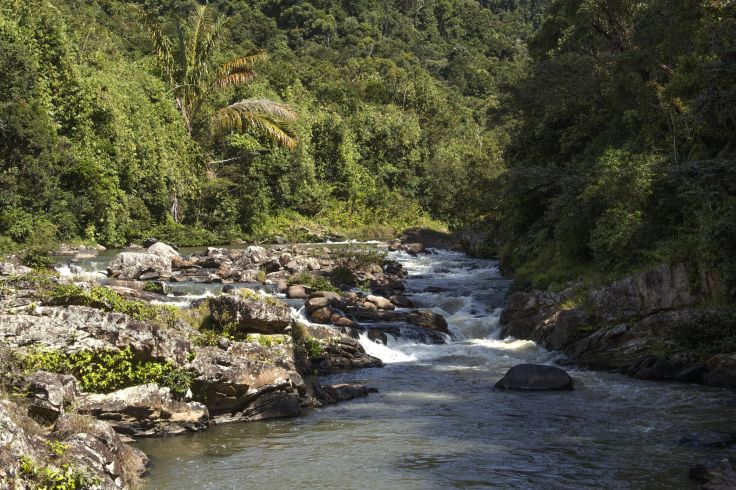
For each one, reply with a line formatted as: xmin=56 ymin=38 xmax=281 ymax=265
xmin=287 ymin=271 xmax=339 ymax=292
xmin=671 ymin=311 xmax=736 ymax=359
xmin=332 ymin=246 xmax=387 ymax=271
xmin=23 ymin=348 xmax=192 ymax=395
xmin=17 ymin=455 xmax=97 ymax=490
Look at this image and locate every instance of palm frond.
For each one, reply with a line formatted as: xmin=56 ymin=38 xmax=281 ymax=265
xmin=139 ymin=8 xmax=175 ymax=84
xmin=214 ymin=99 xmax=298 ymax=150
xmin=215 ymin=52 xmax=268 ymax=88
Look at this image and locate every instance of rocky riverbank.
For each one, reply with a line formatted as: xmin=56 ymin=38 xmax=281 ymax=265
xmin=499 ymin=263 xmax=735 ymax=387
xmin=0 ymin=239 xmax=449 ymax=488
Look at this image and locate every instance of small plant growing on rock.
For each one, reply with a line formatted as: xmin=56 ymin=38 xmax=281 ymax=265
xmin=17 ymin=455 xmax=98 ymax=489
xmin=236 ymin=288 xmax=284 ymax=306
xmin=161 ymin=368 xmax=194 ymax=397
xmin=46 ymin=440 xmax=70 ymax=458
xmin=304 ymin=337 xmax=325 ymax=358
xmin=288 ymin=271 xmax=339 ymax=293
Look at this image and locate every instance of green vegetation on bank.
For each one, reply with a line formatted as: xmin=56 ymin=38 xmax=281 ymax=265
xmin=497 ymin=0 xmax=736 ymax=293
xmin=24 ymin=348 xmax=192 ymax=396
xmin=0 ymin=0 xmax=531 ymax=251
xmin=1 ymin=0 xmax=734 ymax=299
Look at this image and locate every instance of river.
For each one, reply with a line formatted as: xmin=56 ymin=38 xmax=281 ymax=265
xmin=63 ymin=248 xmax=735 ymax=489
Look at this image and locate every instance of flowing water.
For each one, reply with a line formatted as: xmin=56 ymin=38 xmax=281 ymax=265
xmin=62 ymin=249 xmax=736 ymax=489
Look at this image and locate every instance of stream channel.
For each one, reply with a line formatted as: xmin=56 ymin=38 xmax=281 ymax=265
xmin=61 ymin=247 xmax=736 ymax=489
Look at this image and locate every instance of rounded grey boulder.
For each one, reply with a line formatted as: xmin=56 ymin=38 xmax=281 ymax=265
xmin=495 ymin=363 xmax=574 ymax=391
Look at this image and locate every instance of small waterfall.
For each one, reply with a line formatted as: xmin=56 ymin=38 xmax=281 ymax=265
xmin=55 ymin=261 xmax=108 ymax=282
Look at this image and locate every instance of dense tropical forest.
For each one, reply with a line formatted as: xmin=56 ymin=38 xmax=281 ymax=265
xmin=1 ymin=0 xmax=734 ymax=294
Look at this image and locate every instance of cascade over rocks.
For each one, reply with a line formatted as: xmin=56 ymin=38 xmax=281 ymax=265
xmin=302 ymin=290 xmax=449 ymax=344
xmin=495 ymin=364 xmax=574 ymax=391
xmin=301 ymin=324 xmax=382 ymax=373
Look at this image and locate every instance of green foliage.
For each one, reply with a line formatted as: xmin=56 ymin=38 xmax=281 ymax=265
xmin=500 ymin=0 xmax=736 ymax=291
xmin=143 ymin=281 xmax=166 ymax=294
xmin=245 ymin=334 xmax=286 ymax=348
xmin=290 ymin=321 xmax=324 ymax=359
xmin=288 ymin=271 xmax=339 ymax=293
xmin=672 ymin=312 xmax=736 ymax=360
xmin=23 ymin=348 xmax=190 ymax=395
xmin=17 ymin=455 xmax=97 ymax=490
xmin=303 ymin=337 xmax=325 ymax=359
xmin=161 ymin=368 xmax=194 ymax=397
xmin=191 ymin=329 xmax=225 ymax=347
xmin=332 ymin=246 xmax=387 ymax=271
xmin=136 ymin=224 xmax=219 ymax=248
xmin=46 ymin=440 xmax=70 ymax=458
xmin=236 ymin=287 xmax=282 ymax=306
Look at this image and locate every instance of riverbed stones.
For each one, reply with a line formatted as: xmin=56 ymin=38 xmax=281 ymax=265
xmin=0 ymin=306 xmax=192 ymax=364
xmin=495 ymin=364 xmax=574 ymax=391
xmin=208 ymin=291 xmax=291 ymax=334
xmin=389 ymin=294 xmax=413 ymax=308
xmin=403 ymin=242 xmax=426 ymax=256
xmin=406 ymin=310 xmax=449 ymax=334
xmin=286 ymin=284 xmax=308 ymax=299
xmin=0 ymin=262 xmax=32 ymax=276
xmin=0 ymin=401 xmax=147 ymax=489
xmin=689 ymin=454 xmax=736 ymax=489
xmin=313 ymin=383 xmax=372 ymax=405
xmin=107 ymin=252 xmax=172 ymax=280
xmin=366 ymin=295 xmax=394 ymax=310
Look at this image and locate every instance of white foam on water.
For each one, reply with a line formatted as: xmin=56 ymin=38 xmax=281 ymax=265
xmin=359 ymin=333 xmax=417 ymax=363
xmin=56 ymin=262 xmax=107 ymax=282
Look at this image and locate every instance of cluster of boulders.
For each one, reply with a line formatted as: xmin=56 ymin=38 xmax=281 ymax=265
xmin=105 ymin=242 xmax=403 ymax=292
xmin=499 ymin=263 xmax=736 ymax=388
xmin=301 ymin=290 xmax=450 ymax=344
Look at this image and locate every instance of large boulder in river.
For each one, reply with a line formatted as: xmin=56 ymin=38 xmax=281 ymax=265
xmin=235 ymin=245 xmax=269 ymax=267
xmin=407 ymin=310 xmax=449 ymax=334
xmin=208 ymin=290 xmax=291 ymax=334
xmin=495 ymin=364 xmax=574 ymax=391
xmin=147 ymin=241 xmax=180 ymax=258
xmin=107 ymin=252 xmax=172 ymax=280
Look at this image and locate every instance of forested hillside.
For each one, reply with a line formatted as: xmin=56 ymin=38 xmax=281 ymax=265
xmin=0 ymin=0 xmax=540 ymax=249
xmin=1 ymin=0 xmax=735 ymax=296
xmin=499 ymin=0 xmax=736 ymax=293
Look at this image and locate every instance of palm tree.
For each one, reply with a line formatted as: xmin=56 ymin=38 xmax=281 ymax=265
xmin=144 ymin=5 xmax=297 ymax=150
